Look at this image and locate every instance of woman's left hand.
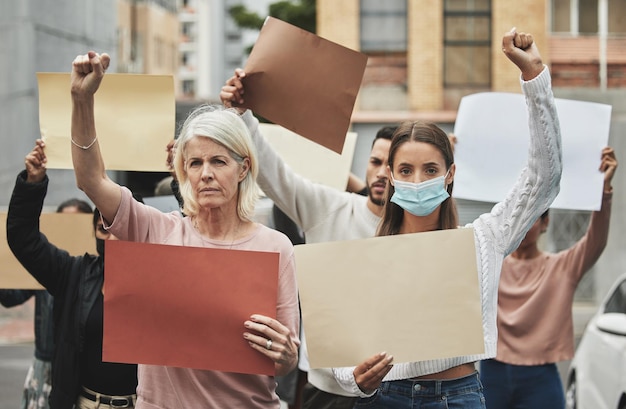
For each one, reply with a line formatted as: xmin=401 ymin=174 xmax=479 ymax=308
xmin=25 ymin=139 xmax=47 ymax=184
xmin=353 ymin=352 xmax=394 ymax=394
xmin=244 ymin=314 xmax=300 ymax=375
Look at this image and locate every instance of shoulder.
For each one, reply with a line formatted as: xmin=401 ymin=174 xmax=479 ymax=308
xmin=254 ymin=223 xmax=294 ymax=249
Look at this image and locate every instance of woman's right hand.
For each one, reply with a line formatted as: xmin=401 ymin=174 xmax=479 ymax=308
xmin=220 ymin=68 xmax=246 ymax=114
xmin=352 ymin=352 xmax=394 ymax=394
xmin=25 ymin=139 xmax=47 ymax=184
xmin=165 ymin=139 xmax=176 ymax=176
xmin=243 ymin=314 xmax=300 ymax=376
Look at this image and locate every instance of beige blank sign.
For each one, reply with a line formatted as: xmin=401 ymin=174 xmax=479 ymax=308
xmin=295 ymin=228 xmax=485 ymax=368
xmin=0 ymin=212 xmax=97 ymax=289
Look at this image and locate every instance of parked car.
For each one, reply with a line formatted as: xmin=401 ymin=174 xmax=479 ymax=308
xmin=566 ymin=273 xmax=626 ymax=409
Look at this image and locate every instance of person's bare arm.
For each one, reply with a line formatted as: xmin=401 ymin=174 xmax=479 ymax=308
xmin=70 ymin=51 xmax=121 ymax=223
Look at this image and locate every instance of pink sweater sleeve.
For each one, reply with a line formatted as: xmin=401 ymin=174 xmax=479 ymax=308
xmin=107 ymin=186 xmax=181 ymax=243
xmin=559 ymin=191 xmax=612 ymax=284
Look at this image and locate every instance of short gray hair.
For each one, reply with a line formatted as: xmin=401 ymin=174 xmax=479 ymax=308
xmin=173 ymin=105 xmax=259 ymax=220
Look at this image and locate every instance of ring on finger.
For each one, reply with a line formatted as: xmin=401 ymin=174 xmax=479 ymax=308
xmin=266 ymin=339 xmax=273 ymax=350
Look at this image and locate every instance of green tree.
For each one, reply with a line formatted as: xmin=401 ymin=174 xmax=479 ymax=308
xmin=229 ymin=0 xmax=316 ymax=34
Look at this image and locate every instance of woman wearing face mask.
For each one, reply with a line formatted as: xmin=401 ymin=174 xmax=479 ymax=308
xmin=331 ymin=28 xmax=563 ymax=408
xmin=7 ymin=139 xmax=138 ymax=409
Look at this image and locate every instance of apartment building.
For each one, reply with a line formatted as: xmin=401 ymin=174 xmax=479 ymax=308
xmin=177 ymin=0 xmax=271 ymax=101
xmin=117 ymin=0 xmax=179 ymax=75
xmin=319 ymin=0 xmax=626 ymax=115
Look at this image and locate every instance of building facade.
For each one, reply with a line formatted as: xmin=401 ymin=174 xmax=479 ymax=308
xmin=317 ymin=0 xmax=626 ymax=304
xmin=115 ymin=0 xmax=180 ymax=195
xmin=319 ymin=0 xmax=626 ymax=114
xmin=0 ymin=0 xmax=181 ymax=206
xmin=176 ymin=0 xmax=272 ymax=102
xmin=0 ymin=0 xmax=118 ymax=207
xmin=117 ymin=0 xmax=180 ymax=77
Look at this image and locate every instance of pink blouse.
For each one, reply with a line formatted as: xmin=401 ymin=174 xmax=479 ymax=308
xmin=107 ymin=187 xmax=299 ymax=408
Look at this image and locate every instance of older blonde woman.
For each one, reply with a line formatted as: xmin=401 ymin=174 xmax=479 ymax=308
xmin=69 ymin=51 xmax=299 ymax=409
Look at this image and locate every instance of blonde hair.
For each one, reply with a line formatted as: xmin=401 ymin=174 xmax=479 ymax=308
xmin=173 ymin=105 xmax=259 ymax=220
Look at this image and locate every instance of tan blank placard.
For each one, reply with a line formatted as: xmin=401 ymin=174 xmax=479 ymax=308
xmin=258 ymin=123 xmax=358 ymax=191
xmin=0 ymin=213 xmax=97 ymax=289
xmin=295 ymin=228 xmax=484 ymax=368
xmin=37 ymin=73 xmax=174 ymax=171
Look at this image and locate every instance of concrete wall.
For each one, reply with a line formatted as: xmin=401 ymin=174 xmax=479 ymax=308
xmin=553 ymin=87 xmax=626 ymax=303
xmin=0 ymin=0 xmax=117 ymax=209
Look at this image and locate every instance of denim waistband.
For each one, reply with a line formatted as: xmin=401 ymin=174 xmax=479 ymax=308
xmin=379 ymin=371 xmax=481 ymax=397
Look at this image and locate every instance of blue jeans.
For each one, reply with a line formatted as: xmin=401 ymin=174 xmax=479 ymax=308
xmin=354 ymin=372 xmax=486 ymax=408
xmin=480 ymin=359 xmax=565 ymax=409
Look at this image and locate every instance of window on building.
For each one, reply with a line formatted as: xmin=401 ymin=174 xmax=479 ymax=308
xmin=579 ymin=0 xmax=599 ymax=34
xmin=443 ymin=0 xmax=491 ymax=87
xmin=552 ymin=0 xmax=626 ymax=34
xmin=155 ymin=37 xmax=163 ymax=68
xmin=360 ymin=0 xmax=407 ymax=52
xmin=182 ymin=21 xmax=195 ymax=42
xmin=171 ymin=44 xmax=177 ymax=71
xmin=149 ymin=0 xmax=178 ymax=13
xmin=182 ymin=79 xmax=195 ymax=96
xmin=552 ymin=0 xmax=571 ymax=32
xmin=609 ymin=0 xmax=626 ymax=33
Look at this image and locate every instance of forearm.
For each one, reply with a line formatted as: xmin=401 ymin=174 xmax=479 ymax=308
xmin=70 ymin=95 xmax=121 ymax=222
xmin=0 ymin=290 xmax=34 ymax=308
xmin=275 ymin=357 xmax=298 ymax=376
xmin=332 ymin=366 xmax=371 ymax=397
xmin=275 ymin=253 xmax=300 ymax=376
xmin=496 ymin=68 xmax=563 ymax=254
xmin=241 ymin=111 xmax=308 ymax=226
xmin=241 ymin=111 xmax=346 ymax=231
xmin=523 ymin=66 xmax=562 ymax=205
xmin=7 ymin=172 xmax=64 ymax=294
xmin=584 ymin=191 xmax=613 ymax=260
xmin=71 ymin=95 xmax=102 ymax=189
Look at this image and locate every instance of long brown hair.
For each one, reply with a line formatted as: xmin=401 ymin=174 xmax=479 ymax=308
xmin=377 ymin=121 xmax=458 ymax=236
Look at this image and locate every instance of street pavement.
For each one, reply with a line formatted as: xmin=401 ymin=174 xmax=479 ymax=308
xmin=0 ymin=299 xmax=596 ymax=406
xmin=0 ymin=299 xmax=298 ymax=408
xmin=0 ymin=343 xmax=31 ymax=409
xmin=0 ymin=298 xmax=34 ymax=409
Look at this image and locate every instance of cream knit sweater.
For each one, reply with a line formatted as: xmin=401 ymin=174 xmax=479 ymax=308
xmin=332 ymin=67 xmax=562 ymax=397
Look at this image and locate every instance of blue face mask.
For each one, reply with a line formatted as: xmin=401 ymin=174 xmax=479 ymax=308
xmin=390 ymin=172 xmax=450 ymax=216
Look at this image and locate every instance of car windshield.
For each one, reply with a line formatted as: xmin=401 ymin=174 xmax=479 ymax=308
xmin=604 ymin=279 xmax=626 ymax=314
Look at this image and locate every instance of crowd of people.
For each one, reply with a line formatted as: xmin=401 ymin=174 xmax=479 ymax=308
xmin=0 ymin=27 xmax=617 ymax=409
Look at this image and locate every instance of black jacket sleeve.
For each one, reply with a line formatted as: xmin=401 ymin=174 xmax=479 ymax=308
xmin=0 ymin=289 xmax=35 ymax=308
xmin=6 ymin=171 xmax=75 ymax=297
